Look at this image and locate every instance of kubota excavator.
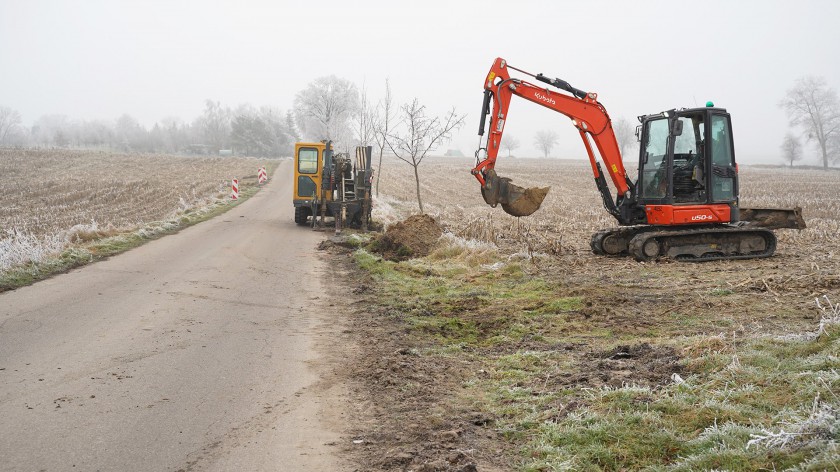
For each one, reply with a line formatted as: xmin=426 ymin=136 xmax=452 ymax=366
xmin=472 ymin=57 xmax=805 ymax=261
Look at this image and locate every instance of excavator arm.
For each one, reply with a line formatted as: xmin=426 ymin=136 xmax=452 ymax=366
xmin=472 ymin=58 xmax=635 ymax=219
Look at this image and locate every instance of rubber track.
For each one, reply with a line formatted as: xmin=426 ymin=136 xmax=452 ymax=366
xmin=590 ymin=225 xmax=658 ymax=256
xmin=627 ymin=226 xmax=777 ymax=262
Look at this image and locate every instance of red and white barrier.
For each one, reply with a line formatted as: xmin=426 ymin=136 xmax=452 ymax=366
xmin=258 ymin=167 xmax=267 ymax=184
xmin=231 ymin=178 xmax=239 ymax=200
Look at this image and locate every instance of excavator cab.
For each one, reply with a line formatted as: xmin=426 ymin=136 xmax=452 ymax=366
xmin=637 ymin=107 xmax=738 ymax=215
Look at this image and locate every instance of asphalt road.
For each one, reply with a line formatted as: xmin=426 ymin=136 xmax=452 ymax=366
xmin=0 ymin=160 xmax=347 ymax=471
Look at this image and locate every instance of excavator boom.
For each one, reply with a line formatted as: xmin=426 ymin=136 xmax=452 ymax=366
xmin=472 ymin=58 xmax=633 ymax=217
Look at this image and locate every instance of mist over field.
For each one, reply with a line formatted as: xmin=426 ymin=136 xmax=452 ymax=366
xmin=2 ymin=3 xmax=840 ymax=470
xmin=1 ymin=0 xmax=839 ymax=165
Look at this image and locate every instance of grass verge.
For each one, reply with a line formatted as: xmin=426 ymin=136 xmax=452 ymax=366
xmin=352 ymin=238 xmax=840 ymax=471
xmin=0 ymin=186 xmax=260 ymax=292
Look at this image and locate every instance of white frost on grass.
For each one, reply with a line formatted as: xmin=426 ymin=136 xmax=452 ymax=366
xmin=371 ymin=195 xmax=406 ymax=229
xmin=747 ymin=396 xmax=840 ymax=451
xmin=507 ymin=249 xmax=550 ymax=262
xmin=0 ymin=228 xmax=67 ymax=270
xmin=743 ymin=298 xmax=840 ymax=457
xmin=777 ymin=295 xmax=840 ymax=342
xmin=481 ymin=261 xmax=505 ymax=271
xmin=1 ymin=196 xmax=234 ymax=274
xmin=438 ymin=232 xmax=496 ymax=252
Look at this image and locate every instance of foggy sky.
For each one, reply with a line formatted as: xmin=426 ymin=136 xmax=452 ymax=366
xmin=2 ymin=0 xmax=839 ymax=164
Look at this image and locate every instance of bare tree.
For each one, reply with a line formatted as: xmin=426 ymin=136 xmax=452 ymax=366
xmin=501 ymin=135 xmax=520 ymax=158
xmin=613 ymin=117 xmax=635 ymax=158
xmin=830 ymin=132 xmax=840 ymax=165
xmin=32 ymin=114 xmax=70 ymax=147
xmin=229 ymin=105 xmax=292 ymax=157
xmin=79 ymin=119 xmax=114 ymax=149
xmin=386 ymin=99 xmax=465 ymax=213
xmin=285 ymin=110 xmax=300 ymax=143
xmin=0 ymin=106 xmax=22 ymax=145
xmin=115 ymin=114 xmax=148 ymax=151
xmin=354 ymin=82 xmax=377 ymax=147
xmin=293 ymin=75 xmax=359 ymax=151
xmin=534 ymin=129 xmax=559 ymax=158
xmin=779 ymin=76 xmax=840 ymax=169
xmin=372 ymin=79 xmax=395 ymax=197
xmin=230 ymin=104 xmax=270 ymax=156
xmin=197 ymin=100 xmax=231 ymax=152
xmin=160 ymin=116 xmax=187 ymax=153
xmin=780 ymin=132 xmax=803 ymax=168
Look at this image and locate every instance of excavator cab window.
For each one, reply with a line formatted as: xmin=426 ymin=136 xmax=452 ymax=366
xmin=672 ymin=113 xmax=706 ymax=203
xmin=639 ymin=118 xmax=669 ymax=199
xmin=710 ymin=115 xmax=736 ymax=201
xmin=640 ymin=112 xmax=710 ymax=204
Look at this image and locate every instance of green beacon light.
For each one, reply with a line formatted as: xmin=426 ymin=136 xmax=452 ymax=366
xmin=705 ymin=101 xmax=715 ymax=107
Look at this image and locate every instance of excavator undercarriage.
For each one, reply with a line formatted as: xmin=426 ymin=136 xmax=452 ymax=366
xmin=591 ymin=225 xmax=777 ymax=262
xmin=590 ymin=207 xmax=805 ymax=262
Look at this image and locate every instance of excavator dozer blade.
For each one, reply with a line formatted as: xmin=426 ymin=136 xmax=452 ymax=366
xmin=740 ymin=207 xmax=806 ymax=230
xmin=480 ymin=169 xmax=549 ymax=217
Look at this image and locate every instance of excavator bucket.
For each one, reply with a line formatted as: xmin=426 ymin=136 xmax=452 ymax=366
xmin=480 ymin=169 xmax=549 ymax=217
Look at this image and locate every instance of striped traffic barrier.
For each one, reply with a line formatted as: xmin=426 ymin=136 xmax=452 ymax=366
xmin=258 ymin=167 xmax=267 ymax=184
xmin=231 ymin=178 xmax=239 ymax=200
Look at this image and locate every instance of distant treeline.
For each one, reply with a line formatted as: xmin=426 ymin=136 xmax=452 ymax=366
xmin=0 ymin=100 xmax=299 ymax=157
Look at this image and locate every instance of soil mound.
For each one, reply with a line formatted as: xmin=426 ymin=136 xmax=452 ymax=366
xmin=371 ymin=214 xmax=443 ymax=261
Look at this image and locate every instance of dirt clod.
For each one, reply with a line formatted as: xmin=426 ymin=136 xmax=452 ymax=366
xmin=370 ymin=214 xmax=443 ymax=261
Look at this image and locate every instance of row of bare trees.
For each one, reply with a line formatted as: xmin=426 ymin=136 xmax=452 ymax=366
xmin=0 ymin=100 xmax=298 ymax=157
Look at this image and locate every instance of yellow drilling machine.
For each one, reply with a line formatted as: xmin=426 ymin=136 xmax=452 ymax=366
xmin=292 ymin=141 xmax=373 ymax=233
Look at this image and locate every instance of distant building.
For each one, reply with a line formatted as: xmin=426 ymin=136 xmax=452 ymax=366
xmin=444 ymin=149 xmax=465 ymax=157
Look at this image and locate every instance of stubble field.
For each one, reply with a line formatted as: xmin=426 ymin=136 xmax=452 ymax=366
xmin=0 ymin=149 xmax=268 ymax=277
xmin=373 ymin=156 xmax=840 ymax=321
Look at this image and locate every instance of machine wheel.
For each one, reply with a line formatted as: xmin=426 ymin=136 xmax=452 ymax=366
xmin=590 ymin=232 xmax=606 ymax=255
xmin=601 ymin=233 xmax=626 ymax=255
xmin=641 ymin=239 xmax=661 ymax=259
xmin=294 ymin=206 xmax=310 ymax=226
xmin=629 ymin=234 xmax=661 ymax=262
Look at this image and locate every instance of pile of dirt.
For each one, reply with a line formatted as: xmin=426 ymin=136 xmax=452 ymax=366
xmin=370 ymin=214 xmax=443 ymax=261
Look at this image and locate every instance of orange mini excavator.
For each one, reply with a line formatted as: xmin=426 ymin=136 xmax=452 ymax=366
xmin=472 ymin=57 xmax=804 ymax=261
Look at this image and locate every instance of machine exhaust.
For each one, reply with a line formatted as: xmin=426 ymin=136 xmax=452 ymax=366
xmin=480 ymin=169 xmax=549 ymax=217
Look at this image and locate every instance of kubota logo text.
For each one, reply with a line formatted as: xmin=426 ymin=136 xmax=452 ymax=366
xmin=691 ymin=214 xmax=715 ymax=221
xmin=534 ymin=92 xmax=555 ymax=105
